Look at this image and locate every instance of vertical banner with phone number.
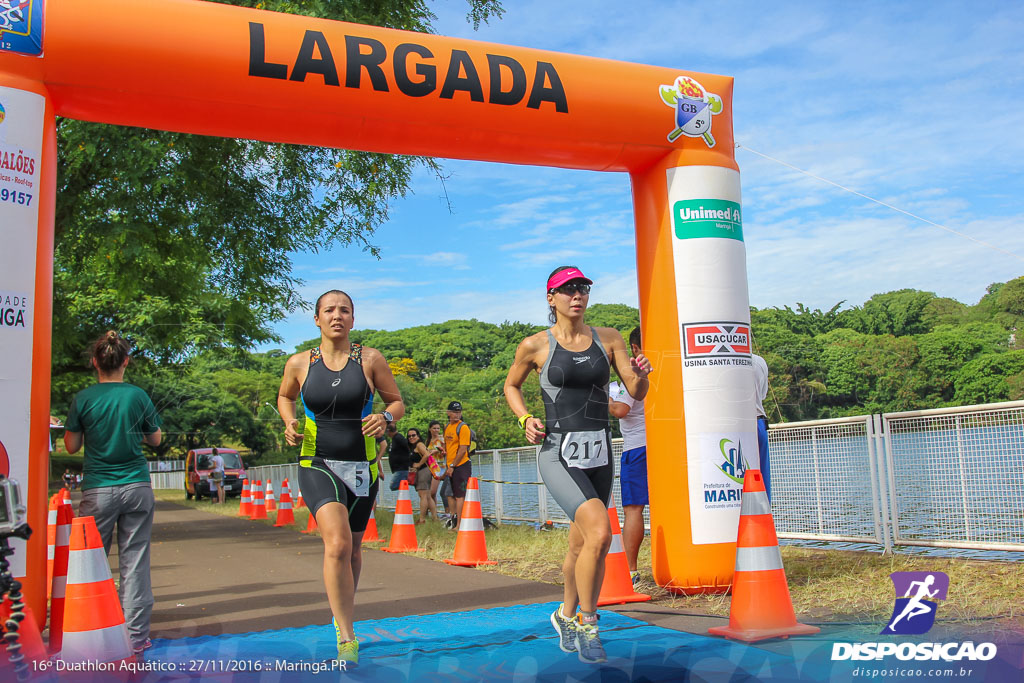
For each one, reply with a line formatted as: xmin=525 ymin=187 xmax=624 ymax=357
xmin=0 ymin=85 xmax=44 ymax=577
xmin=667 ymin=165 xmax=757 ymax=545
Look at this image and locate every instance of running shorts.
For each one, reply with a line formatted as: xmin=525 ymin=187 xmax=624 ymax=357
xmin=537 ymin=431 xmax=613 ymax=521
xmin=619 ymin=446 xmax=649 ymax=506
xmin=450 ymin=462 xmax=471 ymax=499
xmin=298 ymin=457 xmax=380 ymax=533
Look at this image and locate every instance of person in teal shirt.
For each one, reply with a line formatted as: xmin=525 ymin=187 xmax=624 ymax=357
xmin=64 ymin=330 xmax=162 ymax=654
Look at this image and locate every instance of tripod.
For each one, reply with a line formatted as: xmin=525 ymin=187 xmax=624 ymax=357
xmin=1 ymin=525 xmax=34 ymax=681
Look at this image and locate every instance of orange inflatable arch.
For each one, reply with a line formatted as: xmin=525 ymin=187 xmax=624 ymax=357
xmin=0 ymin=0 xmax=759 ymax=617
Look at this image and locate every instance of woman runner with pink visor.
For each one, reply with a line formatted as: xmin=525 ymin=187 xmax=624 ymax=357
xmin=503 ymin=266 xmax=652 ymax=664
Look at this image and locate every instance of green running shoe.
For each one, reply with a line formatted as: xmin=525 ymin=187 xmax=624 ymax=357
xmin=575 ymin=615 xmax=607 ymax=664
xmin=337 ymin=639 xmax=359 ymax=666
xmin=334 ymin=618 xmax=359 ymax=666
xmin=550 ymin=605 xmax=578 ymax=653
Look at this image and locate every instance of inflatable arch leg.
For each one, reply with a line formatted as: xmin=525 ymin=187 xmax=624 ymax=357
xmin=0 ymin=75 xmax=56 ymax=619
xmin=633 ymin=152 xmax=754 ymax=594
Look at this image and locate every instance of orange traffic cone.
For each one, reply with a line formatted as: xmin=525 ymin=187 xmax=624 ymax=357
xmin=250 ymin=480 xmax=267 ymax=520
xmin=301 ymin=509 xmax=318 ymax=534
xmin=60 ymin=516 xmax=135 ymax=664
xmin=709 ymin=469 xmax=820 ymax=642
xmin=60 ymin=487 xmax=73 ymax=515
xmin=293 ymin=480 xmax=306 ymax=510
xmin=1 ymin=598 xmax=48 ymax=672
xmin=362 ymin=508 xmax=384 ymax=543
xmin=49 ymin=501 xmax=73 ymax=654
xmin=598 ymin=495 xmax=651 ymax=606
xmin=445 ymin=477 xmax=496 ymax=566
xmin=265 ymin=478 xmax=277 ymax=512
xmin=382 ymin=481 xmax=420 ymax=553
xmin=47 ymin=494 xmax=60 ymax=600
xmin=238 ymin=478 xmax=252 ymax=517
xmin=274 ymin=481 xmax=296 ymax=527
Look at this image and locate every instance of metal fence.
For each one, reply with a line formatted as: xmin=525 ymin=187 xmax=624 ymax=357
xmin=149 ymin=460 xmax=184 ymax=472
xmin=769 ymin=415 xmax=889 ymax=549
xmin=150 ymin=471 xmax=185 ymax=490
xmin=152 ymin=401 xmax=1024 ymax=553
xmin=881 ymin=401 xmax=1024 ymax=552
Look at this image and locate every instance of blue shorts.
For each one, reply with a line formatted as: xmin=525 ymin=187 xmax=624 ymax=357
xmin=619 ymin=446 xmax=649 ymax=507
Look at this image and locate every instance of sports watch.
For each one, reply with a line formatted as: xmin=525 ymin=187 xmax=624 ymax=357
xmin=382 ymin=410 xmax=394 ymax=424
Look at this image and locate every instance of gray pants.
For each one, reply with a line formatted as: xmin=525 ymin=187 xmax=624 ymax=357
xmin=79 ymin=482 xmax=155 ymax=646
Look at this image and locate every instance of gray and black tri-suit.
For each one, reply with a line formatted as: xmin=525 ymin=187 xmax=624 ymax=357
xmin=537 ymin=328 xmax=614 ymax=521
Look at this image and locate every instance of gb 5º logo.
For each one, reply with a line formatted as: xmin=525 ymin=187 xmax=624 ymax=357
xmin=881 ymin=571 xmax=949 ymax=635
xmin=659 ymin=76 xmax=722 ymax=148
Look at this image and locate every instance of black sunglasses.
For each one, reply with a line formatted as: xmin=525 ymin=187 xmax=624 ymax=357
xmin=548 ymin=283 xmax=591 ymax=296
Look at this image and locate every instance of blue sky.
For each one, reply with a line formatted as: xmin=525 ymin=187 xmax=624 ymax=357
xmin=267 ymin=1 xmax=1024 ymax=351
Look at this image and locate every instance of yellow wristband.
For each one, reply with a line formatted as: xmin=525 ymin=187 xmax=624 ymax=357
xmin=518 ymin=414 xmax=533 ymax=429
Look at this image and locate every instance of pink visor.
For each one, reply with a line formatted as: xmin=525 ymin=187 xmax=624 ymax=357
xmin=547 ymin=267 xmax=593 ymax=290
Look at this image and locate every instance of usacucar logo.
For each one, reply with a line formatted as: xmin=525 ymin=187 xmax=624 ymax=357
xmin=683 ymin=322 xmax=751 ymax=359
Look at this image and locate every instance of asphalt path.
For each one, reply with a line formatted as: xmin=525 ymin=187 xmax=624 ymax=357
xmin=126 ymin=499 xmax=572 ymax=639
xmin=100 ymin=497 xmax=724 ymax=642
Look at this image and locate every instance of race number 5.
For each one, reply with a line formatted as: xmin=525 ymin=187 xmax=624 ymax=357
xmin=325 ymin=460 xmax=370 ymax=497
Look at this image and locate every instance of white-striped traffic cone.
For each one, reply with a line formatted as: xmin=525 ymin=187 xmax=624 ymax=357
xmin=47 ymin=494 xmax=59 ymax=600
xmin=60 ymin=516 xmax=135 ymax=664
xmin=238 ymin=478 xmax=252 ymax=517
xmin=265 ymin=478 xmax=277 ymax=512
xmin=598 ymin=493 xmax=651 ymax=606
xmin=274 ymin=480 xmax=295 ymax=527
xmin=49 ymin=501 xmax=73 ymax=654
xmin=382 ymin=481 xmax=420 ymax=553
xmin=445 ymin=477 xmax=496 ymax=566
xmin=708 ymin=469 xmax=820 ymax=642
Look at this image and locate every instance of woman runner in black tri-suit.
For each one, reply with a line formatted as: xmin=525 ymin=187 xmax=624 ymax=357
xmin=504 ymin=266 xmax=651 ymax=664
xmin=278 ymin=290 xmax=404 ymax=666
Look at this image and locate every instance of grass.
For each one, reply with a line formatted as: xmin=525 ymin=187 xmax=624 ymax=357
xmin=154 ymin=490 xmax=1024 ymax=631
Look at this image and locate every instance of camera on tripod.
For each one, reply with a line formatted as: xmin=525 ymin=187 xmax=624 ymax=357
xmin=0 ymin=474 xmax=30 ymax=540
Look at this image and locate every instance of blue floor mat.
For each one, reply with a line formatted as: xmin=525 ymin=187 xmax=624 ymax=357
xmin=139 ymin=602 xmax=1022 ymax=682
xmin=142 ymin=602 xmax=790 ymax=682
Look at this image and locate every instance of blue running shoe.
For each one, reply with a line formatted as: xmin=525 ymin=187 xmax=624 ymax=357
xmin=575 ymin=615 xmax=606 ymax=664
xmin=550 ymin=605 xmax=577 ymax=653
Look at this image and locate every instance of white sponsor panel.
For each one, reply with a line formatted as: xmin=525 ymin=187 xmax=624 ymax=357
xmin=667 ymin=165 xmax=757 ymax=545
xmin=0 ymin=85 xmax=45 ymax=577
xmin=687 ymin=430 xmax=755 ymax=543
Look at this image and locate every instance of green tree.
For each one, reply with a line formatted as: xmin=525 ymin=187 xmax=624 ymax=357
xmin=818 ymin=328 xmax=926 ymax=413
xmin=751 ymin=302 xmax=844 ymax=337
xmin=953 ymin=351 xmax=1024 ymax=405
xmin=841 ymin=289 xmax=937 ymax=337
xmin=920 ymin=296 xmax=968 ymax=329
xmin=586 ymin=303 xmax=640 ymax=338
xmin=917 ymin=323 xmax=1008 ymax=402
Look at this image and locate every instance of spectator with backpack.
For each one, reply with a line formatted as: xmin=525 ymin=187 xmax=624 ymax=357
xmin=442 ymin=400 xmax=474 ymax=529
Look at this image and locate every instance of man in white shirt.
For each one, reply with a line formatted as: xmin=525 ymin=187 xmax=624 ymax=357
xmin=608 ymin=327 xmax=648 ymax=585
xmin=751 ymin=353 xmax=771 ymax=500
